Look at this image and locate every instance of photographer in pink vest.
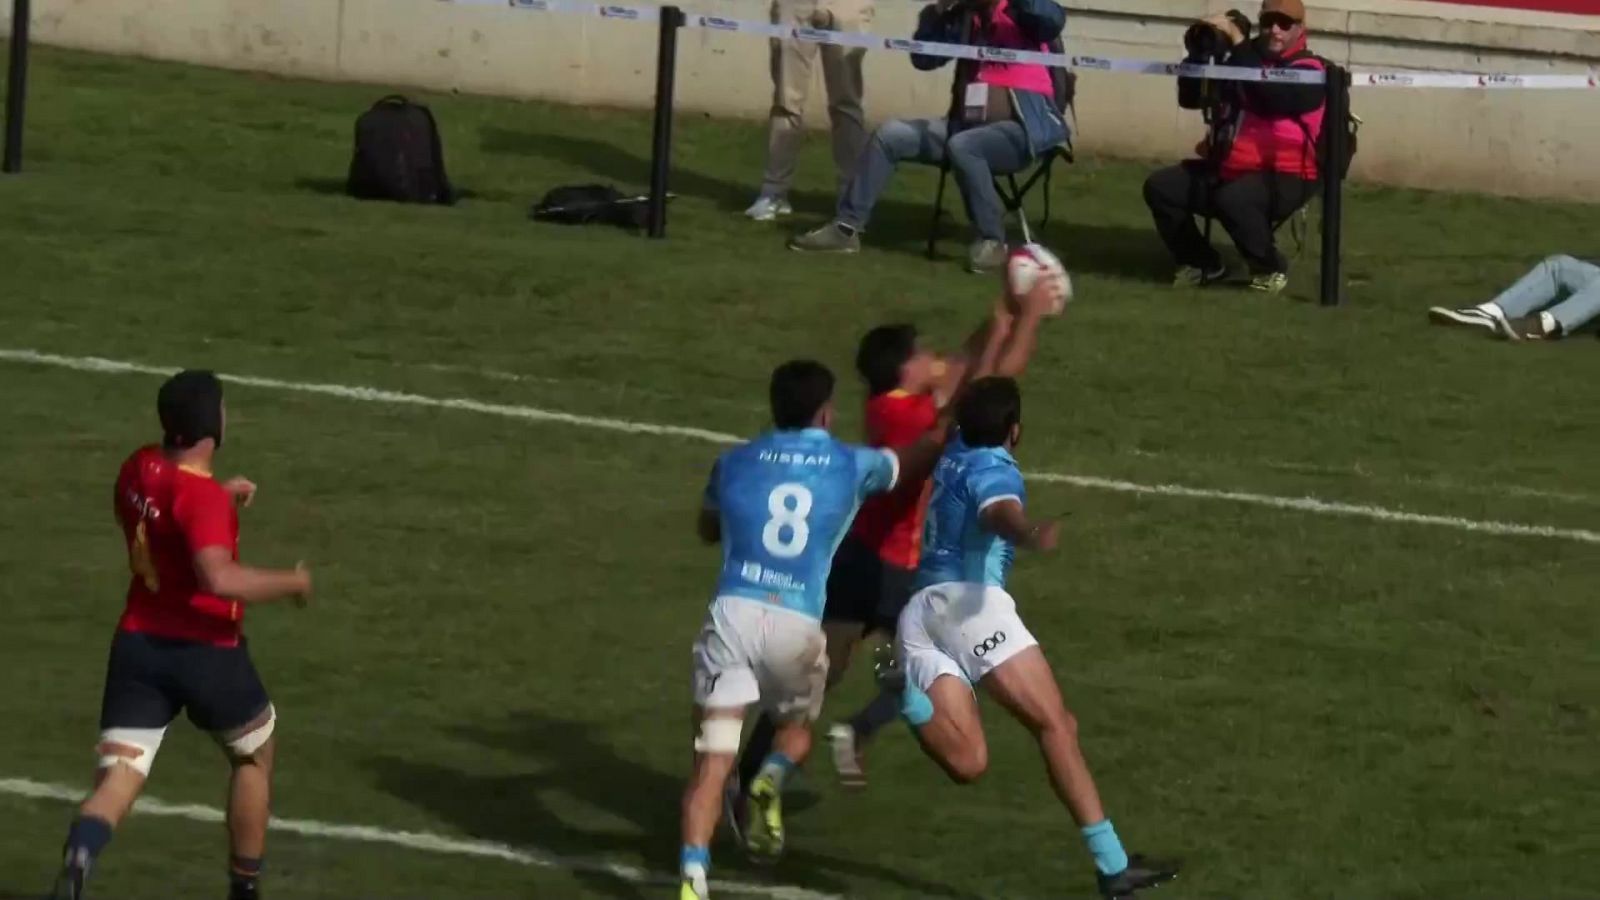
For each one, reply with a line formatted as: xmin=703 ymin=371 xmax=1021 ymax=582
xmin=1142 ymin=0 xmax=1326 ymax=295
xmin=790 ymin=0 xmax=1069 ymax=273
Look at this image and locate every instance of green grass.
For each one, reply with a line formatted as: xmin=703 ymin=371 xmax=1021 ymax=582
xmin=1 ymin=46 xmax=1598 ymax=899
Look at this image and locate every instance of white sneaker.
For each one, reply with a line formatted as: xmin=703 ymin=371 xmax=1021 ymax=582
xmin=744 ymin=196 xmax=792 ymax=222
xmin=828 ymin=723 xmax=866 ymax=790
xmin=1428 ymin=305 xmax=1506 ymax=335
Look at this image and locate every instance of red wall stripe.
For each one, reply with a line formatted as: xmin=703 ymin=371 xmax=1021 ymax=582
xmin=1421 ymin=0 xmax=1600 ymax=14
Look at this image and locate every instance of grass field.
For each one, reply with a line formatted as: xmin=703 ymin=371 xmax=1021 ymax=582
xmin=1 ymin=46 xmax=1598 ymax=900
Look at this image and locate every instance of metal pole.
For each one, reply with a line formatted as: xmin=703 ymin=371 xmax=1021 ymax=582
xmin=1318 ymin=63 xmax=1349 ymax=307
xmin=647 ymin=5 xmax=684 ymax=238
xmin=3 ymin=0 xmax=31 ymax=173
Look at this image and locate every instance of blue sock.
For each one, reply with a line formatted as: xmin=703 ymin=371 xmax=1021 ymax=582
xmin=64 ymin=815 xmax=113 ymax=865
xmin=755 ymin=752 xmax=796 ymax=791
xmin=900 ymin=685 xmax=934 ymax=727
xmin=679 ymin=844 xmax=710 ymax=876
xmin=1081 ymin=819 xmax=1129 ymax=876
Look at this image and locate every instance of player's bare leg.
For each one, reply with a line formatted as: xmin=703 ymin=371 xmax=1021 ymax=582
xmin=221 ymin=709 xmax=277 ymax=900
xmin=982 ymin=646 xmax=1179 ymax=898
xmin=905 ymin=674 xmax=990 ymax=784
xmin=680 ymin=707 xmax=744 ymax=900
xmin=51 ymin=746 xmax=150 ymax=900
xmin=828 ymin=627 xmax=905 ymax=789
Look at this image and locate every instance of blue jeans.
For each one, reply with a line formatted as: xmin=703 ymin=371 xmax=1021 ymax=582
xmin=1492 ymin=255 xmax=1600 ymax=333
xmin=837 ymin=118 xmax=1030 ymax=242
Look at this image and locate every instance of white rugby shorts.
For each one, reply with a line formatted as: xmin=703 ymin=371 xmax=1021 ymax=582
xmin=690 ymin=596 xmax=828 ymax=722
xmin=897 ymin=581 xmax=1038 ymax=692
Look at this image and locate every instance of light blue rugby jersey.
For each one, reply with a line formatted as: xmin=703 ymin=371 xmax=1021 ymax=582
xmin=915 ymin=436 xmax=1026 ymax=590
xmin=703 ymin=428 xmax=898 ymax=620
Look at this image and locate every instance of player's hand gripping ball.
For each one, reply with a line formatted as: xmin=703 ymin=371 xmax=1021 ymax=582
xmin=1005 ymin=243 xmax=1073 ymax=316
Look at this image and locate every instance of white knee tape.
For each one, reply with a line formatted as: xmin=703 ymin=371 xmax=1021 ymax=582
xmin=693 ymin=717 xmax=743 ymax=755
xmin=96 ymin=727 xmax=167 ymax=776
xmin=225 ymin=705 xmax=276 ymax=758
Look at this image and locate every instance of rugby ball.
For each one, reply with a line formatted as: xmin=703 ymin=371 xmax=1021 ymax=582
xmin=1006 ymin=243 xmax=1073 ymax=316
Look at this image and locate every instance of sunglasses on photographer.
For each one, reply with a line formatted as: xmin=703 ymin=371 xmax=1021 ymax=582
xmin=1258 ymin=12 xmax=1299 ymax=31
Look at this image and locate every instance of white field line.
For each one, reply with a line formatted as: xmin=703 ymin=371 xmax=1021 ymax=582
xmin=0 ymin=777 xmax=837 ymax=900
xmin=3 ymin=347 xmax=1598 ymax=546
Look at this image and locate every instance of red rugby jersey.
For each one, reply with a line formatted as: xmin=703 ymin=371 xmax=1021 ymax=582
xmin=114 ymin=445 xmax=244 ymax=647
xmin=848 ymin=391 xmax=939 ymax=569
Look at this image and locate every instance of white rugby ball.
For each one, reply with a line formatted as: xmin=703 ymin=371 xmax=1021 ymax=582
xmin=1006 ymin=243 xmax=1073 ymax=315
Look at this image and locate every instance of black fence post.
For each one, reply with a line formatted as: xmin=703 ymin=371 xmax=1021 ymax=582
xmin=647 ymin=5 xmax=684 ymax=239
xmin=1318 ymin=63 xmax=1350 ymax=307
xmin=3 ymin=0 xmax=31 ymax=174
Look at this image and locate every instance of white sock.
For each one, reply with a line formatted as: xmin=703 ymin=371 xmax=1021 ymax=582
xmin=1475 ymin=301 xmax=1504 ymax=317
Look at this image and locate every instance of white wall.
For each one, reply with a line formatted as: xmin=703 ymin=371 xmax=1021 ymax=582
xmin=13 ymin=0 xmax=1600 ymax=199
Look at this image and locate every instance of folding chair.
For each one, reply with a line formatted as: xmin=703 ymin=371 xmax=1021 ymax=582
xmin=926 ymin=52 xmax=1077 ymax=258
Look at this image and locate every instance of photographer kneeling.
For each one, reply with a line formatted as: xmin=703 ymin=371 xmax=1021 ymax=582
xmin=789 ymin=0 xmax=1069 ymax=273
xmin=1142 ymin=0 xmax=1324 ymax=295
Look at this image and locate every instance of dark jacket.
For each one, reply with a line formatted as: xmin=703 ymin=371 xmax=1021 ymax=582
xmin=909 ymin=0 xmax=1070 ymax=157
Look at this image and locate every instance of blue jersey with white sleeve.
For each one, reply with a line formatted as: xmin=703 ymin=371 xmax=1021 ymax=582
xmin=703 ymin=428 xmax=899 ymax=620
xmin=915 ymin=436 xmax=1026 ymax=590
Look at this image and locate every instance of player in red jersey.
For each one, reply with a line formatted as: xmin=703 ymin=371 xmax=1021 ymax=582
xmin=49 ymin=370 xmax=312 ymax=900
xmin=728 ymin=291 xmax=1051 ymax=823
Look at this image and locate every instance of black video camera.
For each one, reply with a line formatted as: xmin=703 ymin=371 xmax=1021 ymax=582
xmin=1182 ymin=10 xmax=1252 ymax=64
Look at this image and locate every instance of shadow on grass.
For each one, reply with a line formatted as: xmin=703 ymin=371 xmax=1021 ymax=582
xmin=368 ymin=711 xmax=983 ymax=900
xmin=480 ymin=125 xmax=1169 ymax=280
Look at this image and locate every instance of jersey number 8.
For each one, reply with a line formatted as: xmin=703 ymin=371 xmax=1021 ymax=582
xmin=761 ymin=483 xmax=813 ymax=559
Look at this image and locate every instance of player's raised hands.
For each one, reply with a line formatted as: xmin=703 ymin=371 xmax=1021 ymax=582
xmin=223 ymin=476 xmax=258 ymax=508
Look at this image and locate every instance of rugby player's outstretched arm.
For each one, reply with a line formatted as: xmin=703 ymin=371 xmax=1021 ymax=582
xmin=890 ymin=420 xmax=956 ymax=492
xmin=979 ymin=499 xmax=1059 ymax=552
xmin=984 ymin=274 xmax=1062 ymax=381
xmin=932 ymin=303 xmax=1011 ymax=408
xmin=194 ymin=547 xmax=313 ymax=604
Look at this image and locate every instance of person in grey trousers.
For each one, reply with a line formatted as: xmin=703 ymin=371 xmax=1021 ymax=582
xmin=1430 ymin=255 xmax=1600 ymax=341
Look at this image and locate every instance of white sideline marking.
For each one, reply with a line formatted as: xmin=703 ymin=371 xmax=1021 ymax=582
xmin=3 ymin=347 xmax=1597 ymax=546
xmin=0 ymin=777 xmax=838 ymax=900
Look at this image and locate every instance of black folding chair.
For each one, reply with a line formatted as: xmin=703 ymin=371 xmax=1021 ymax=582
xmin=927 ymin=50 xmax=1076 ymax=257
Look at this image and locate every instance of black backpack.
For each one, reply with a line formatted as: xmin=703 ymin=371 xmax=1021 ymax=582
xmin=529 ymin=184 xmax=651 ymax=231
xmin=1283 ymin=51 xmax=1360 ymax=179
xmin=346 ymin=95 xmax=455 ymax=205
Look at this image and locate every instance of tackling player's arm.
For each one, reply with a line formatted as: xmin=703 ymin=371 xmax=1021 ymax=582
xmin=980 ymin=274 xmax=1061 ymax=381
xmin=979 ymin=499 xmax=1059 ymax=552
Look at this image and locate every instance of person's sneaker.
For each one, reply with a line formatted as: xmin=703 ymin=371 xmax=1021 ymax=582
xmin=1502 ymin=312 xmax=1560 ymax=341
xmin=742 ymin=774 xmax=785 ymax=863
xmin=744 ymin=195 xmax=792 ymax=222
xmin=1173 ymin=263 xmax=1228 ymax=287
xmin=679 ymin=868 xmax=711 ymax=900
xmin=967 ymin=239 xmax=1009 ymax=274
xmin=828 ymin=723 xmax=867 ymax=790
xmin=227 ymin=882 xmax=260 ymax=900
xmin=47 ymin=855 xmax=88 ymax=900
xmin=1096 ymin=854 xmax=1180 ymax=899
xmin=789 ymin=222 xmax=860 ymax=253
xmin=872 ymin=641 xmax=904 ymax=694
xmin=1428 ymin=304 xmax=1506 ymax=335
xmin=1249 ymin=271 xmax=1289 ymax=294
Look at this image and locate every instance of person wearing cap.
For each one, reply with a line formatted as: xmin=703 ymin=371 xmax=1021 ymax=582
xmin=742 ymin=0 xmax=876 ymax=223
xmin=48 ymin=371 xmax=312 ymax=900
xmin=1141 ymin=0 xmax=1327 ymax=295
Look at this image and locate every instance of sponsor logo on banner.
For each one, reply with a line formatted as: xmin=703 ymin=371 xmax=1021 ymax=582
xmin=1072 ymin=55 xmax=1112 ymax=70
xmin=1366 ymin=72 xmax=1414 ymax=86
xmin=508 ymin=0 xmax=551 ymax=9
xmin=698 ymin=15 xmax=739 ymax=30
xmin=979 ymin=46 xmax=1020 ymax=63
xmin=599 ymin=4 xmax=640 ymax=18
xmin=1478 ymin=73 xmax=1525 ymax=87
xmin=884 ymin=38 xmax=926 ymax=53
xmin=1261 ymin=66 xmax=1307 ymax=81
xmin=793 ymin=26 xmax=831 ymax=42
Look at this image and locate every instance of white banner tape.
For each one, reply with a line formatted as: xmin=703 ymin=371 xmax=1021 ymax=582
xmin=464 ymin=0 xmax=1600 ymax=92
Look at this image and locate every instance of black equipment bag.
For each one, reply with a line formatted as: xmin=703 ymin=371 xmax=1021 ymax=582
xmin=530 ymin=184 xmax=651 ymax=230
xmin=346 ymin=95 xmax=456 ymax=205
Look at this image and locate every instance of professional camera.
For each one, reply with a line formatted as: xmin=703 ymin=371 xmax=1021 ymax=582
xmin=1182 ymin=9 xmax=1252 ymax=64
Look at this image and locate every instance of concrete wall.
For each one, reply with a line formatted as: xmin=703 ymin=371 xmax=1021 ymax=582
xmin=11 ymin=0 xmax=1600 ymax=200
